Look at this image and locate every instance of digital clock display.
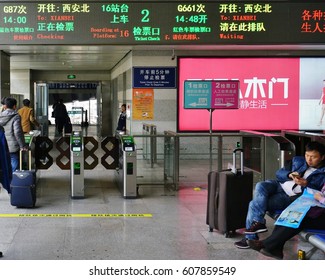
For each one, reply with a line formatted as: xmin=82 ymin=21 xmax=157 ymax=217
xmin=0 ymin=1 xmax=323 ymax=45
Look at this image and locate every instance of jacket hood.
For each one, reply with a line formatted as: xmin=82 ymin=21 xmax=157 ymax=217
xmin=0 ymin=110 xmax=17 ymax=126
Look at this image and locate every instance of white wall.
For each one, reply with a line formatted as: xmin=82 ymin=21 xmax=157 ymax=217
xmin=111 ymin=50 xmax=177 ymax=135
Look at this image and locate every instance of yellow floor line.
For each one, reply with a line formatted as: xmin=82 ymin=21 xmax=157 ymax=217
xmin=0 ymin=213 xmax=153 ymax=218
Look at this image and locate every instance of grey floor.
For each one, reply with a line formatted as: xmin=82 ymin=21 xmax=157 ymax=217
xmin=0 ymin=127 xmax=324 ymax=260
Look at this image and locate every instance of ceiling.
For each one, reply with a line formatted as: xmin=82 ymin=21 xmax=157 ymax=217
xmin=3 ymin=45 xmax=134 ymax=71
xmin=2 ymin=44 xmax=325 ymax=71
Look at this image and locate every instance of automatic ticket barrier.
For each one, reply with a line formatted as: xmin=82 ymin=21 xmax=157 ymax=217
xmin=70 ymin=131 xmax=84 ymax=198
xmin=117 ymin=135 xmax=137 ymax=198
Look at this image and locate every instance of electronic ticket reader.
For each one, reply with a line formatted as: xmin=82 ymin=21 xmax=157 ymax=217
xmin=118 ymin=135 xmax=137 ymax=198
xmin=70 ymin=131 xmax=84 ymax=199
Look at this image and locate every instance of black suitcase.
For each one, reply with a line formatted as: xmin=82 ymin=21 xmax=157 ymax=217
xmin=206 ymin=149 xmax=253 ymax=237
xmin=10 ymin=150 xmax=37 ymax=208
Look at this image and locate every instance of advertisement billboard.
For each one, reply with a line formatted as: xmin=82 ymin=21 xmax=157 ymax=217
xmin=178 ymin=57 xmax=325 ymax=131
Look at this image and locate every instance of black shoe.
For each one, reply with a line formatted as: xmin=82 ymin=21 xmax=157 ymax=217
xmin=0 ymin=251 xmax=3 ymax=257
xmin=244 ymin=221 xmax=268 ymax=234
xmin=260 ymin=248 xmax=283 ymax=260
xmin=247 ymin=239 xmax=264 ymax=251
xmin=234 ymin=238 xmax=250 ymax=249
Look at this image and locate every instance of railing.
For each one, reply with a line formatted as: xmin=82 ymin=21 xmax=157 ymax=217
xmin=33 ymin=130 xmax=297 ymax=191
xmin=141 ymin=123 xmax=157 ymax=167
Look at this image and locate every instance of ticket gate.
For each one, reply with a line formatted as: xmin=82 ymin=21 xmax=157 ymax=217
xmin=23 ymin=134 xmax=36 ymax=170
xmin=117 ymin=135 xmax=137 ymax=198
xmin=70 ymin=131 xmax=84 ymax=198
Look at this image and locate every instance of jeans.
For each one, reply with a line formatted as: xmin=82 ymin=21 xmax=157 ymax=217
xmin=245 ymin=180 xmax=292 ymax=240
xmin=10 ymin=152 xmax=19 ymax=172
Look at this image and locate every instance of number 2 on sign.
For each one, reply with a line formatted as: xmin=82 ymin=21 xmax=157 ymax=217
xmin=141 ymin=9 xmax=149 ymax=22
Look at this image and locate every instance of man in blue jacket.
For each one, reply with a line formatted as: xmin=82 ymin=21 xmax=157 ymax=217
xmin=235 ymin=141 xmax=325 ymax=249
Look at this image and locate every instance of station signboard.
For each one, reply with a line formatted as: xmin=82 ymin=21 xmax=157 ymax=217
xmin=184 ymin=80 xmax=239 ymax=109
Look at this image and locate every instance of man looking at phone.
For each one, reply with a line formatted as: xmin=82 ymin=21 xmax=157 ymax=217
xmin=235 ymin=141 xmax=325 ymax=249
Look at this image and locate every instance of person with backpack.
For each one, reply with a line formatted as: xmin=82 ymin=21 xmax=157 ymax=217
xmin=0 ymin=97 xmax=28 ymax=172
xmin=17 ymin=99 xmax=40 ymax=134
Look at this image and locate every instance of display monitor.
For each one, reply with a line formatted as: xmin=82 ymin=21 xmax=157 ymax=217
xmin=178 ymin=57 xmax=325 ymax=131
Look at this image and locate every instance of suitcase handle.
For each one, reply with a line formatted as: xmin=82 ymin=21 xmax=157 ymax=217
xmin=232 ymin=148 xmax=244 ymax=175
xmin=19 ymin=149 xmax=32 ymax=171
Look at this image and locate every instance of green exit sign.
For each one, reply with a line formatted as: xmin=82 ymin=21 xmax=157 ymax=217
xmin=67 ymin=74 xmax=76 ymax=79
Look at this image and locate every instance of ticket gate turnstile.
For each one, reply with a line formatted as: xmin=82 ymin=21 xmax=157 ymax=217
xmin=117 ymin=135 xmax=137 ymax=198
xmin=70 ymin=131 xmax=84 ymax=198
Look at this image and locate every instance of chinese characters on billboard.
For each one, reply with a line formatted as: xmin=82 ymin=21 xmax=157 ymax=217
xmin=178 ymin=57 xmax=325 ymax=131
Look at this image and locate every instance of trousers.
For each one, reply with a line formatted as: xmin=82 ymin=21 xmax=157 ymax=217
xmin=246 ymin=180 xmax=292 ymax=240
xmin=263 ymin=211 xmax=325 ymax=253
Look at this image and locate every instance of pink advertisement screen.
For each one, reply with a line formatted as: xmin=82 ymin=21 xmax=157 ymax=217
xmin=178 ymin=57 xmax=302 ymax=131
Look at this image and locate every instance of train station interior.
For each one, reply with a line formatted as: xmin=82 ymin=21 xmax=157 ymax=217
xmin=0 ymin=1 xmax=325 ymax=270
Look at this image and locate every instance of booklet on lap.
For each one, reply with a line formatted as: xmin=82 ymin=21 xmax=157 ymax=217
xmin=275 ymin=188 xmax=325 ymax=228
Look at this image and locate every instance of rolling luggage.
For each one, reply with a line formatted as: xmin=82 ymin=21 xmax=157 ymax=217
xmin=10 ymin=150 xmax=37 ymax=208
xmin=206 ymin=148 xmax=253 ymax=237
xmin=64 ymin=117 xmax=72 ymax=134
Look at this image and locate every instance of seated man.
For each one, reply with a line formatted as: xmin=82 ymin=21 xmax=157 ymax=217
xmin=235 ymin=141 xmax=325 ymax=249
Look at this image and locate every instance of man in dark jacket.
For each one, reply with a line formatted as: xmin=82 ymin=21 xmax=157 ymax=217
xmin=0 ymin=97 xmax=28 ymax=172
xmin=52 ymin=99 xmax=69 ymax=136
xmin=116 ymin=103 xmax=126 ymax=133
xmin=235 ymin=141 xmax=325 ymax=249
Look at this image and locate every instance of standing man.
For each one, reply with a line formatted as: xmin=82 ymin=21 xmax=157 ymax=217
xmin=52 ymin=99 xmax=69 ymax=136
xmin=18 ymin=99 xmax=40 ymax=134
xmin=0 ymin=97 xmax=7 ymax=112
xmin=0 ymin=97 xmax=28 ymax=172
xmin=116 ymin=103 xmax=126 ymax=133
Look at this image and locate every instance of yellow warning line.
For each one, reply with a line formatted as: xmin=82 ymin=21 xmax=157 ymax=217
xmin=0 ymin=213 xmax=152 ymax=218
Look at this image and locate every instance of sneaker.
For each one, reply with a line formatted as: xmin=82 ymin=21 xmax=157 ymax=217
xmin=234 ymin=238 xmax=250 ymax=249
xmin=244 ymin=221 xmax=267 ymax=234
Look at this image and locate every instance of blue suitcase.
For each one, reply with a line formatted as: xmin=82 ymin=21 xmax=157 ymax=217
xmin=10 ymin=150 xmax=37 ymax=208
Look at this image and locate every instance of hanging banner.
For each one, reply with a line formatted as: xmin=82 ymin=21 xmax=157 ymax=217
xmin=132 ymin=88 xmax=154 ymax=120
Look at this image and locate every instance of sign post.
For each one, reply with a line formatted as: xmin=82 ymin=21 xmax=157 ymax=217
xmin=184 ymin=79 xmax=240 ymax=170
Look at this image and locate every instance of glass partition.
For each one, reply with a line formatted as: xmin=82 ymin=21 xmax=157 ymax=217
xmin=34 ymin=82 xmax=49 ymax=136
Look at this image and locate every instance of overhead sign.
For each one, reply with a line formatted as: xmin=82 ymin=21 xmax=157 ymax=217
xmin=133 ymin=67 xmax=176 ymax=88
xmin=0 ymin=2 xmax=324 ymax=45
xmin=184 ymin=80 xmax=239 ymax=109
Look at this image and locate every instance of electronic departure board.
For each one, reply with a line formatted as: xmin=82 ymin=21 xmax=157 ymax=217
xmin=0 ymin=2 xmax=324 ymax=45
